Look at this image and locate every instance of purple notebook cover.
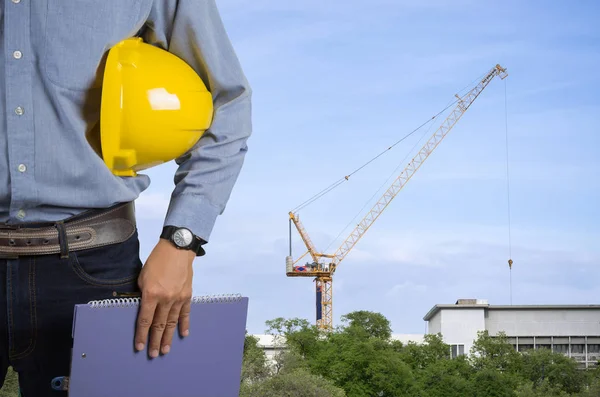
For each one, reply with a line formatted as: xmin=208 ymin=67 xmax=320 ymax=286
xmin=68 ymin=295 xmax=248 ymax=397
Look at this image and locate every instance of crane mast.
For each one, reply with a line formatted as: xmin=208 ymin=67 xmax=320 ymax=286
xmin=286 ymin=64 xmax=508 ymax=330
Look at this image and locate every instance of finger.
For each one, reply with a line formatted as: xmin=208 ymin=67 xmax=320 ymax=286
xmin=179 ymin=298 xmax=192 ymax=338
xmin=148 ymin=301 xmax=173 ymax=358
xmin=135 ymin=294 xmax=158 ymax=353
xmin=160 ymin=302 xmax=183 ymax=354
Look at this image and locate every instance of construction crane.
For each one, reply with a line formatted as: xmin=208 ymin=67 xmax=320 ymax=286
xmin=286 ymin=64 xmax=508 ymax=331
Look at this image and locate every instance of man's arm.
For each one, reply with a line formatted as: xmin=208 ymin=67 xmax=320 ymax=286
xmin=148 ymin=0 xmax=252 ymax=242
xmin=135 ymin=0 xmax=252 ymax=358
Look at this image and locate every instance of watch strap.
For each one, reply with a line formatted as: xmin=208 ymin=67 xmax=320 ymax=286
xmin=161 ymin=226 xmax=206 ymax=256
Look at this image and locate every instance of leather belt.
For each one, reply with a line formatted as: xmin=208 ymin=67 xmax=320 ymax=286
xmin=0 ymin=202 xmax=136 ymax=258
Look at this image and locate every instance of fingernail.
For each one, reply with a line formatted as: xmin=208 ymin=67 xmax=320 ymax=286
xmin=182 ymin=329 xmax=189 ymax=337
xmin=150 ymin=349 xmax=158 ymax=358
xmin=162 ymin=345 xmax=170 ymax=354
xmin=136 ymin=343 xmax=144 ymax=351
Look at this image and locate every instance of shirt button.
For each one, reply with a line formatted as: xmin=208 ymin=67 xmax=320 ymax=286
xmin=13 ymin=51 xmax=22 ymax=59
xmin=11 ymin=0 xmax=21 ymax=3
xmin=16 ymin=210 xmax=26 ymax=220
xmin=18 ymin=164 xmax=27 ymax=172
xmin=15 ymin=107 xmax=24 ymax=116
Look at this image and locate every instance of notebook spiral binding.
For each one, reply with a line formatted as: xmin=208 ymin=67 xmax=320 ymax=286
xmin=87 ymin=293 xmax=243 ymax=308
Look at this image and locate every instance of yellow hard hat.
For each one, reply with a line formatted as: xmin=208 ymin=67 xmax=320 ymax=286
xmin=100 ymin=37 xmax=214 ymax=177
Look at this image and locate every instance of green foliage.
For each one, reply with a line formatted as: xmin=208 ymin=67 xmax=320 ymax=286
xmin=339 ymin=310 xmax=392 ymax=340
xmin=520 ymin=348 xmax=584 ymax=394
xmin=574 ymin=375 xmax=600 ymax=397
xmin=265 ymin=317 xmax=313 ymax=337
xmin=417 ymin=356 xmax=473 ymax=397
xmin=400 ymin=333 xmax=451 ymax=370
xmin=0 ymin=367 xmax=19 ymax=397
xmin=515 ymin=379 xmax=570 ymax=397
xmin=267 ymin=317 xmax=321 ymax=359
xmin=241 ymin=332 xmax=271 ymax=384
xmin=470 ymin=368 xmax=518 ymax=397
xmin=311 ymin=332 xmax=416 ymax=397
xmin=239 ymin=368 xmax=346 ymax=397
xmin=248 ymin=311 xmax=600 ymax=397
xmin=470 ymin=330 xmax=522 ymax=374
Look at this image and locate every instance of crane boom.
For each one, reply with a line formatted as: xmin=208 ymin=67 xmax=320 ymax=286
xmin=329 ymin=64 xmax=508 ymax=273
xmin=289 ymin=213 xmax=321 ymax=264
xmin=286 ymin=64 xmax=508 ymax=330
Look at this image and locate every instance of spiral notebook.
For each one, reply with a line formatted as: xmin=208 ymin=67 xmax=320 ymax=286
xmin=61 ymin=294 xmax=248 ymax=397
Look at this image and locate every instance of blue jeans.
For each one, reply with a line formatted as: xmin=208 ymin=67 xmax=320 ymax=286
xmin=0 ymin=231 xmax=143 ymax=396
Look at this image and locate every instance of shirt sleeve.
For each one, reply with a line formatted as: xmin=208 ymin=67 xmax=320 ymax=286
xmin=143 ymin=0 xmax=252 ymax=243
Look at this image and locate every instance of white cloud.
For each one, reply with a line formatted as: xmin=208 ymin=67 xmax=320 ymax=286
xmin=387 ymin=281 xmax=428 ymax=297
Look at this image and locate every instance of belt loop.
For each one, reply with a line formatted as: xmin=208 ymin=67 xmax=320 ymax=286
xmin=55 ymin=221 xmax=69 ymax=259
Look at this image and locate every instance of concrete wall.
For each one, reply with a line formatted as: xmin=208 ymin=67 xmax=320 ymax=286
xmin=428 ymin=312 xmax=442 ymax=335
xmin=392 ymin=334 xmax=425 ymax=345
xmin=439 ymin=308 xmax=486 ymax=355
xmin=486 ymin=309 xmax=600 ymax=337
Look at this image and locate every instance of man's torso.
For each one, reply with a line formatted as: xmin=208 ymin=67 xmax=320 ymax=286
xmin=0 ymin=0 xmax=159 ymax=224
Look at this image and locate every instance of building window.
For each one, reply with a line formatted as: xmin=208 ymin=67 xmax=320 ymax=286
xmin=553 ymin=344 xmax=569 ymax=354
xmin=450 ymin=344 xmax=465 ymax=359
xmin=572 ymin=344 xmax=585 ymax=354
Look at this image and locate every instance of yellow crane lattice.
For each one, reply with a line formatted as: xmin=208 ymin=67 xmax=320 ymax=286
xmin=286 ymin=64 xmax=508 ymax=330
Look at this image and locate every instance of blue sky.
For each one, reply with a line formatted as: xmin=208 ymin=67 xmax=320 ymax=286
xmin=135 ymin=0 xmax=600 ymax=335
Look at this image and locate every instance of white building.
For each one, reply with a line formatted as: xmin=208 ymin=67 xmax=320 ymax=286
xmin=424 ymin=299 xmax=600 ymax=368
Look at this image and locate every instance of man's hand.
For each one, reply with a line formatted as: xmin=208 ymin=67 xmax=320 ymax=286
xmin=135 ymin=238 xmax=196 ymax=358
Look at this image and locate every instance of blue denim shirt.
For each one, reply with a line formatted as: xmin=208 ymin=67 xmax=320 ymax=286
xmin=0 ymin=0 xmax=252 ymax=242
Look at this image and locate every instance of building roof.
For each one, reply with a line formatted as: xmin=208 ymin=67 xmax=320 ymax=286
xmin=423 ymin=300 xmax=600 ymax=321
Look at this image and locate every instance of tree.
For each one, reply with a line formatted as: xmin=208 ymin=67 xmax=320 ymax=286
xmin=306 ymin=327 xmax=418 ymax=396
xmin=400 ymin=333 xmax=450 ymax=371
xmin=575 ymin=375 xmax=600 ymax=397
xmin=417 ymin=356 xmax=473 ymax=397
xmin=239 ymin=368 xmax=346 ymax=397
xmin=241 ymin=333 xmax=271 ymax=384
xmin=265 ymin=316 xmax=322 ymax=372
xmin=265 ymin=317 xmax=314 ymax=337
xmin=520 ymin=348 xmax=585 ymax=394
xmin=253 ymin=312 xmax=600 ymax=397
xmin=470 ymin=369 xmax=517 ymax=397
xmin=515 ymin=379 xmax=569 ymax=397
xmin=470 ymin=330 xmax=522 ymax=374
xmin=340 ymin=310 xmax=392 ymax=340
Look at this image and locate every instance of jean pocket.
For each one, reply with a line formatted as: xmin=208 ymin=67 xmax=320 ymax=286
xmin=69 ymin=232 xmax=143 ymax=287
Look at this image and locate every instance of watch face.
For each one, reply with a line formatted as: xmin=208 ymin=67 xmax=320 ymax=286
xmin=173 ymin=228 xmax=193 ymax=248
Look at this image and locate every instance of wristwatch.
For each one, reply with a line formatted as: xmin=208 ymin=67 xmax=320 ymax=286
xmin=160 ymin=226 xmax=206 ymax=256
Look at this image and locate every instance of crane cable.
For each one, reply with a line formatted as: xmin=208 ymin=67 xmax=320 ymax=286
xmin=319 ymin=74 xmax=490 ymax=252
xmin=291 ymin=98 xmax=459 ymax=214
xmin=290 ymin=71 xmax=488 ymax=215
xmin=504 ymin=78 xmax=514 ymax=304
xmin=323 ymin=108 xmax=440 ymax=253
